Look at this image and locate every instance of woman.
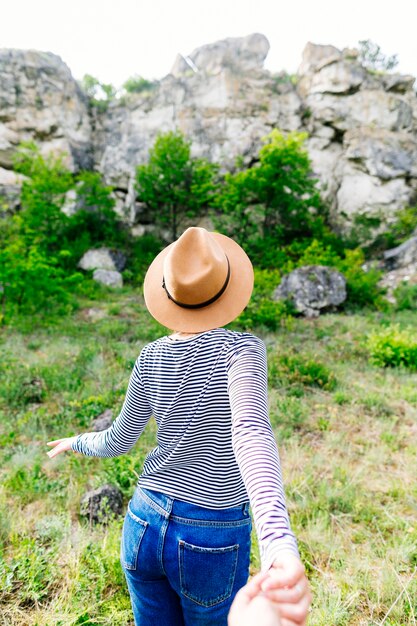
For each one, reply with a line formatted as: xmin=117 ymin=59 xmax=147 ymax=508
xmin=47 ymin=227 xmax=311 ymax=626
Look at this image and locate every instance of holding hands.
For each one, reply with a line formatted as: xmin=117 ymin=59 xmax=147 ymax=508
xmin=229 ymin=553 xmax=311 ymax=626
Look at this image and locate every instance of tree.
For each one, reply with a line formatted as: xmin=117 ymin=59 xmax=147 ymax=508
xmin=214 ymin=130 xmax=325 ymax=248
xmin=135 ymin=131 xmax=219 ymax=241
xmin=358 ymin=40 xmax=399 ymax=72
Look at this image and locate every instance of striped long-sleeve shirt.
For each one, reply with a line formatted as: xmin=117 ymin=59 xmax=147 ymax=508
xmin=71 ymin=327 xmax=299 ymax=568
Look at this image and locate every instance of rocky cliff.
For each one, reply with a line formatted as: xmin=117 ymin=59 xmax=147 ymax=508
xmin=1 ymin=34 xmax=416 ymax=231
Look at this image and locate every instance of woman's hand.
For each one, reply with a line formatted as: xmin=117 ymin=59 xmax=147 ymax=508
xmin=46 ymin=437 xmax=78 ymax=459
xmin=261 ymin=553 xmax=312 ymax=626
xmin=228 ymin=571 xmax=282 ymax=626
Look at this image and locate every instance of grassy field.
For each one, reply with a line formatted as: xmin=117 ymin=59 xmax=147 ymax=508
xmin=0 ymin=285 xmax=416 ymax=625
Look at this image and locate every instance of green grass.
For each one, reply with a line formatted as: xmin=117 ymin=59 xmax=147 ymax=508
xmin=0 ymin=288 xmax=416 ymax=624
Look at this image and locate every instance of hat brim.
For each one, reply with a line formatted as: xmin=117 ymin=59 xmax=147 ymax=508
xmin=143 ymin=232 xmax=254 ymax=332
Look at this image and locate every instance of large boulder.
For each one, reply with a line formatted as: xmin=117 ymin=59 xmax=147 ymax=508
xmin=91 ymin=409 xmax=114 ymax=431
xmin=170 ymin=33 xmax=270 ymax=76
xmin=80 ymin=484 xmax=123 ymax=524
xmin=93 ymin=269 xmax=123 ymax=288
xmin=274 ymin=265 xmax=347 ymax=318
xmin=78 ymin=248 xmax=126 ymax=272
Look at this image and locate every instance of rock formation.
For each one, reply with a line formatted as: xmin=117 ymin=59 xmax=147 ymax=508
xmin=273 ymin=265 xmax=347 ymax=317
xmin=1 ymin=35 xmax=416 ymax=234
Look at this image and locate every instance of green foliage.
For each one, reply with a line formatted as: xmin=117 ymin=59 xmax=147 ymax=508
xmin=358 ymin=39 xmax=399 ymax=72
xmin=13 ymin=142 xmax=73 ymax=252
xmin=346 ymin=207 xmax=417 ymax=254
xmin=0 ymin=227 xmax=82 ymax=324
xmin=270 ymin=351 xmax=337 ymax=392
xmin=122 ymin=75 xmax=157 ymax=94
xmin=232 ymin=269 xmax=294 ymax=331
xmin=376 ymin=207 xmax=417 ymax=251
xmin=1 ymin=144 xmax=136 ymax=324
xmin=135 ymin=130 xmax=219 ymax=240
xmin=127 ymin=233 xmax=164 ymax=282
xmin=368 ymin=325 xmax=417 ymax=370
xmin=214 ymin=130 xmax=325 ymax=248
xmin=393 ymin=282 xmax=417 ymax=311
xmin=62 ymin=171 xmax=128 ymax=265
xmin=80 ymin=74 xmax=117 ymax=111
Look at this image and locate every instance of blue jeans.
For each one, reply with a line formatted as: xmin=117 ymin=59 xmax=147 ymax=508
xmin=120 ymin=486 xmax=252 ymax=626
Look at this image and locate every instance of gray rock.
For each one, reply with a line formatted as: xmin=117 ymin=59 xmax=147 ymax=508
xmin=0 ymin=49 xmax=92 ymax=172
xmin=383 ymin=236 xmax=417 ymax=270
xmin=80 ymin=484 xmax=123 ymax=524
xmin=344 ymin=128 xmax=417 ymax=180
xmin=382 ymin=73 xmax=416 ymax=94
xmin=170 ymin=33 xmax=270 ymax=76
xmin=91 ymin=409 xmax=114 ymax=431
xmin=93 ymin=269 xmax=123 ymax=288
xmin=274 ymin=265 xmax=347 ymax=318
xmin=78 ymin=248 xmax=126 ymax=272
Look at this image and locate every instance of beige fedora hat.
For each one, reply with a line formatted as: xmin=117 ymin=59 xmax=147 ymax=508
xmin=143 ymin=227 xmax=254 ymax=332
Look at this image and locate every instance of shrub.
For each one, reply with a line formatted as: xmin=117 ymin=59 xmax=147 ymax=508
xmin=269 ymin=352 xmax=337 ymax=391
xmin=122 ymin=75 xmax=157 ymax=94
xmin=80 ymin=74 xmax=117 ymax=111
xmin=368 ymin=325 xmax=417 ymax=370
xmin=358 ymin=39 xmax=398 ymax=72
xmin=0 ymin=234 xmax=82 ymax=324
xmin=393 ymin=282 xmax=417 ymax=311
xmin=232 ymin=269 xmax=294 ymax=331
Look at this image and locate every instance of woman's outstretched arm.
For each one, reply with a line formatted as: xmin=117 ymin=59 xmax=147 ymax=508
xmin=47 ymin=354 xmax=152 ymax=459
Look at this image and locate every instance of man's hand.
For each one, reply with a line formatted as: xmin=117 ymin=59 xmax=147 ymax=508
xmin=261 ymin=553 xmax=312 ymax=626
xmin=228 ymin=572 xmax=282 ymax=626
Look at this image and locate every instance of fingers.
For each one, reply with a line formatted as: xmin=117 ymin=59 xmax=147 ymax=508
xmin=47 ymin=444 xmax=65 ymax=459
xmin=233 ymin=572 xmax=269 ymax=607
xmin=273 ymin=592 xmax=312 ymax=625
xmin=263 ymin=578 xmax=309 ymax=604
xmin=46 ymin=438 xmax=74 ymax=458
xmin=264 ymin=558 xmax=306 ymax=590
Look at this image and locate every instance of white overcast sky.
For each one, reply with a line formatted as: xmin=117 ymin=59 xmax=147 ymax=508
xmin=1 ymin=0 xmax=416 ymax=86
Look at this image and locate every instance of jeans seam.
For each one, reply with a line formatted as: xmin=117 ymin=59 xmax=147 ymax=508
xmin=138 ymin=487 xmax=170 ymax=519
xmin=170 ymin=514 xmax=251 ymax=528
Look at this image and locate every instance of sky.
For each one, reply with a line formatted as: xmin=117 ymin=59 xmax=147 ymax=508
xmin=1 ymin=0 xmax=416 ymax=87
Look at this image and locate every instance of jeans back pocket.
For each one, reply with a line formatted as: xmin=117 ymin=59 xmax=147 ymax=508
xmin=179 ymin=540 xmax=239 ymax=607
xmin=120 ymin=503 xmax=148 ymax=571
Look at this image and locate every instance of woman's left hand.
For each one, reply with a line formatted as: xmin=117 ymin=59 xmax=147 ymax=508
xmin=261 ymin=553 xmax=312 ymax=625
xmin=46 ymin=437 xmax=78 ymax=459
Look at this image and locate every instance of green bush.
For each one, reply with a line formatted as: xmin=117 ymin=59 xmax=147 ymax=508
xmin=269 ymin=351 xmax=337 ymax=391
xmin=368 ymin=325 xmax=417 ymax=370
xmin=393 ymin=282 xmax=417 ymax=311
xmin=232 ymin=269 xmax=294 ymax=331
xmin=123 ymin=75 xmax=157 ymax=94
xmin=0 ymin=233 xmax=82 ymax=324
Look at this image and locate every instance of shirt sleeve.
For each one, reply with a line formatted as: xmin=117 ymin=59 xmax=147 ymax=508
xmin=71 ymin=355 xmax=152 ymax=457
xmin=227 ymin=334 xmax=299 ymax=570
